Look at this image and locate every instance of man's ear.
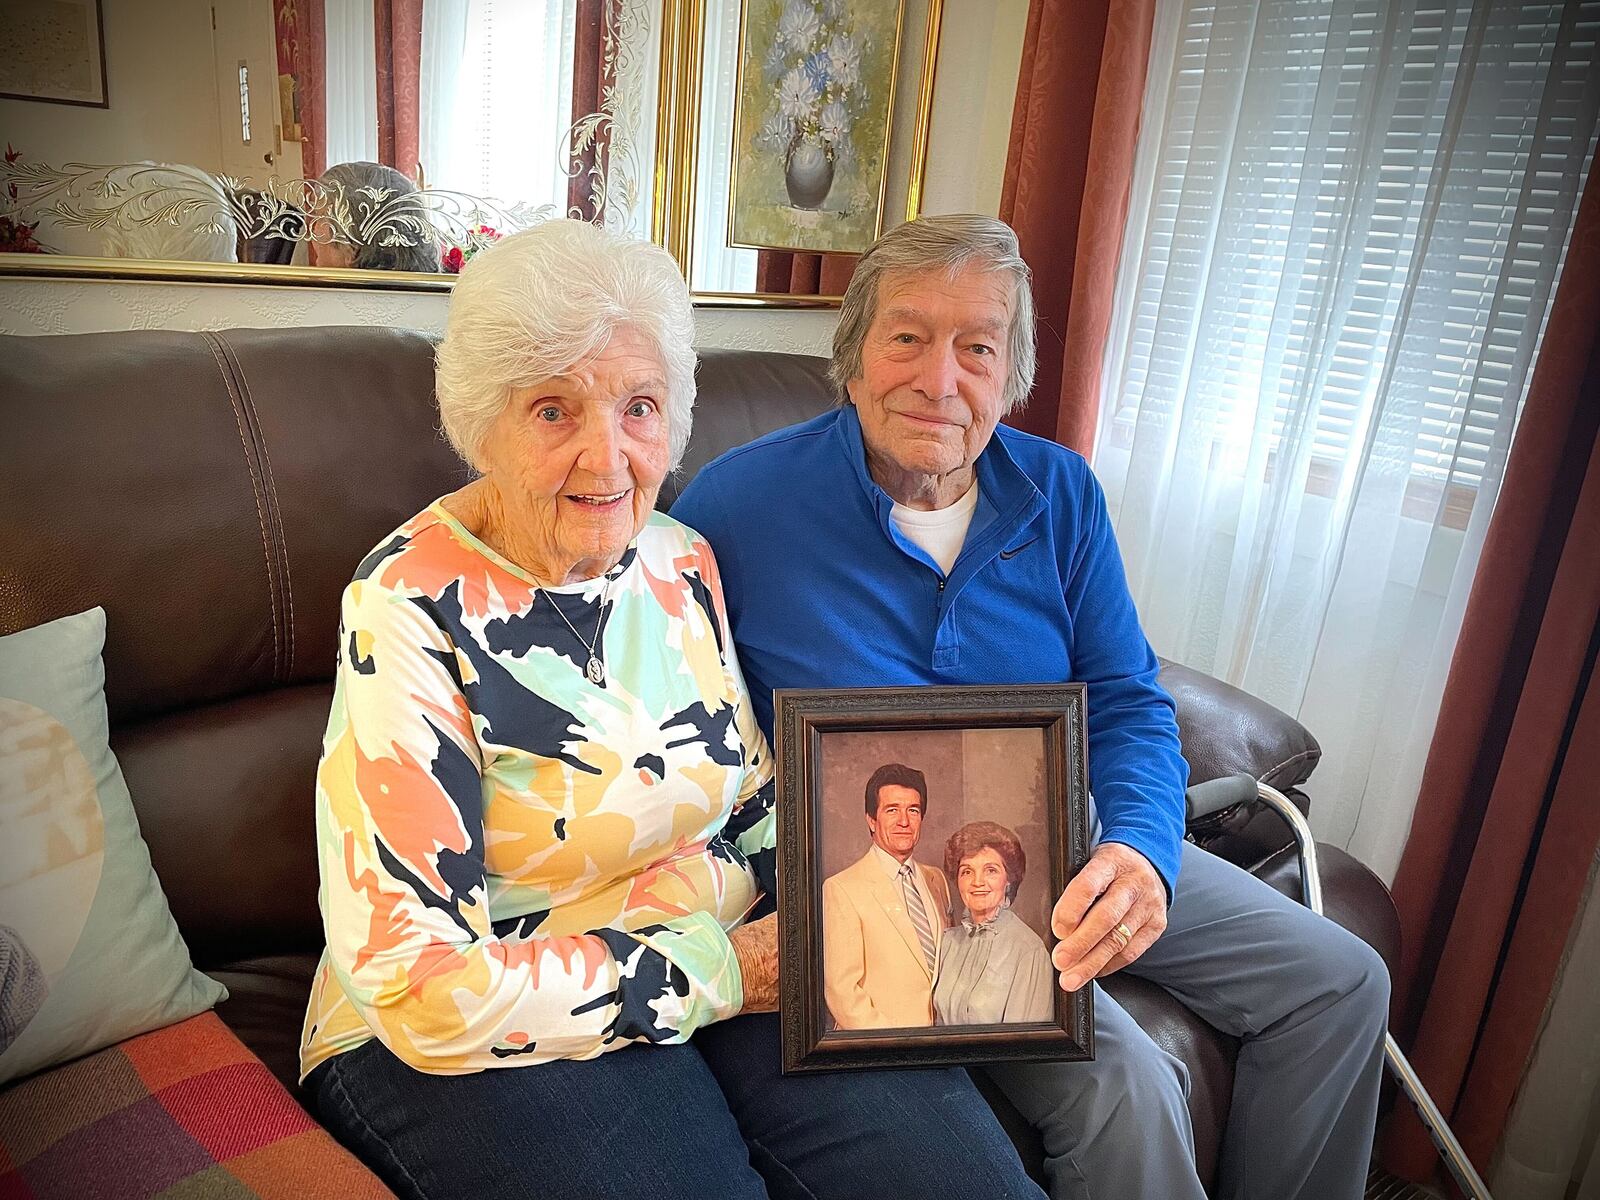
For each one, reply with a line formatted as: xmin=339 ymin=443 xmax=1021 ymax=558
xmin=310 ymin=240 xmax=356 ymax=270
xmin=843 ymin=376 xmax=863 ymax=407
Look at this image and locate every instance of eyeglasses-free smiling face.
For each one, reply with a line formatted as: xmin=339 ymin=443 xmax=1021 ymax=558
xmin=473 ymin=324 xmax=672 ymax=584
xmin=956 ymin=846 xmax=1010 ymax=925
xmin=846 ymin=265 xmax=1013 ymax=511
xmin=866 ymin=784 xmax=926 ymax=863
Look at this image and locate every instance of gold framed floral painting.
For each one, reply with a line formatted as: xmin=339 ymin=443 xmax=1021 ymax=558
xmin=728 ymin=0 xmax=905 ymax=256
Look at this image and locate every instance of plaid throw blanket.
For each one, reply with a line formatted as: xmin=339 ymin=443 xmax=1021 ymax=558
xmin=0 ymin=1012 xmax=394 ymax=1199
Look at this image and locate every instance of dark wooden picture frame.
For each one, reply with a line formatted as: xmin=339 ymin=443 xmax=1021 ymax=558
xmin=775 ymin=684 xmax=1094 ymax=1073
xmin=0 ymin=0 xmax=109 ymax=108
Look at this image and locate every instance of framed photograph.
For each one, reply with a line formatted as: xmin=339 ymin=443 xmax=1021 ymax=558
xmin=775 ymin=684 xmax=1094 ymax=1073
xmin=0 ymin=0 xmax=108 ymax=108
xmin=727 ymin=0 xmax=906 ymax=255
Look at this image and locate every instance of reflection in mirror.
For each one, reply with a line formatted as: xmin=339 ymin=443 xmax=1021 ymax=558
xmin=0 ymin=0 xmax=661 ymax=277
xmin=683 ymin=0 xmax=939 ymax=302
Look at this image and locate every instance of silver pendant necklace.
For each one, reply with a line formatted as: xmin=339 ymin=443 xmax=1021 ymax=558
xmin=538 ymin=575 xmax=611 ymax=684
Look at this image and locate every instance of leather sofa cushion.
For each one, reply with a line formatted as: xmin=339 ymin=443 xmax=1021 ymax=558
xmin=113 ymin=685 xmax=330 ymax=968
xmin=658 ymin=350 xmax=838 ymax=510
xmin=0 ymin=329 xmax=461 ymax=725
xmin=1160 ymin=660 xmax=1320 ymax=791
xmin=212 ymin=954 xmax=324 ymax=1104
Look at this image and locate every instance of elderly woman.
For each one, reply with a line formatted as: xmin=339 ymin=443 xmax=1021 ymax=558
xmin=99 ymin=163 xmax=238 ymax=263
xmin=299 ymin=220 xmax=1044 ymax=1200
xmin=934 ymin=822 xmax=1054 ymax=1026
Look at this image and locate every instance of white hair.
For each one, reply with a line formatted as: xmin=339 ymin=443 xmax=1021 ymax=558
xmin=436 ymin=219 xmax=697 ymax=471
xmin=316 ymin=161 xmax=441 ymax=273
xmin=99 ymin=163 xmax=238 ymax=263
xmin=832 ymin=214 xmax=1036 ymax=414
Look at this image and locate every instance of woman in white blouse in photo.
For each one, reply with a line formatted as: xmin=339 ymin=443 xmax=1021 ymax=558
xmin=934 ymin=822 xmax=1054 ymax=1025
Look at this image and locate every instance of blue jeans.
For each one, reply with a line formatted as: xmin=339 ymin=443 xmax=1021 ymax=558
xmin=310 ymin=1012 xmax=1045 ymax=1200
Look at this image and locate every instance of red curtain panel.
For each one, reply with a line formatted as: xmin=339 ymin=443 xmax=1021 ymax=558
xmin=754 ymin=251 xmax=857 ymax=296
xmin=998 ymin=0 xmax=1156 ymax=454
xmin=274 ymin=0 xmax=326 ymax=178
xmin=374 ymin=0 xmax=422 ymax=181
xmin=568 ymin=0 xmax=619 ymax=223
xmin=1384 ymin=174 xmax=1600 ymax=1182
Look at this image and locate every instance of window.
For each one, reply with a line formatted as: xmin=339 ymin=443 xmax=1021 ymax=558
xmin=1100 ymin=0 xmax=1600 ymax=530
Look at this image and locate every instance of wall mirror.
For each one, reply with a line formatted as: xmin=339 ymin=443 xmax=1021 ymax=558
xmin=671 ymin=0 xmax=942 ymax=305
xmin=0 ymin=0 xmax=940 ymax=302
xmin=0 ymin=0 xmax=666 ymax=289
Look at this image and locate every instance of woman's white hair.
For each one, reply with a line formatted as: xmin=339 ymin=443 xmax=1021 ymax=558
xmin=436 ymin=219 xmax=697 ymax=470
xmin=99 ymin=163 xmax=238 ymax=263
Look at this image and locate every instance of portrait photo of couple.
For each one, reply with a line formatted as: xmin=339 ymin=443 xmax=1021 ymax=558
xmin=819 ymin=728 xmax=1056 ymax=1032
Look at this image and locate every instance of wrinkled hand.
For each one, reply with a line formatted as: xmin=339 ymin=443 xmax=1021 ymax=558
xmin=1051 ymin=843 xmax=1167 ymax=992
xmin=728 ymin=913 xmax=779 ymax=1014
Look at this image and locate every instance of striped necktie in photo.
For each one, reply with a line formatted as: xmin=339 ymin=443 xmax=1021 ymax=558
xmin=899 ymin=863 xmax=938 ymax=973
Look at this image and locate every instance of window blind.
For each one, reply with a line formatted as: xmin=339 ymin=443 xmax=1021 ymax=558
xmin=1103 ymin=0 xmax=1600 ymax=522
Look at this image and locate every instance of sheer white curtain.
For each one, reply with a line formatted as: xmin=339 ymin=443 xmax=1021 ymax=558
xmin=323 ymin=0 xmax=379 ymax=169
xmin=691 ymin=0 xmax=758 ymax=291
xmin=427 ymin=0 xmax=579 ymax=208
xmin=1096 ymin=0 xmax=1600 ymax=880
xmin=418 ymin=0 xmax=471 ymax=189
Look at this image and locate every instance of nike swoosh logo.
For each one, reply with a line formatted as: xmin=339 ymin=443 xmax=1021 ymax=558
xmin=999 ymin=537 xmax=1039 ymax=560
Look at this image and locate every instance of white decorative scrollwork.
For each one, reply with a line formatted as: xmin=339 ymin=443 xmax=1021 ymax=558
xmin=561 ymin=0 xmax=654 ymax=235
xmin=0 ymin=158 xmax=558 ymax=267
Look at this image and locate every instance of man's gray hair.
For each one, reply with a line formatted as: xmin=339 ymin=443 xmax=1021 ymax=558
xmin=317 ymin=161 xmax=441 ymax=273
xmin=830 ymin=214 xmax=1037 ymax=414
xmin=436 ymin=218 xmax=697 ymax=471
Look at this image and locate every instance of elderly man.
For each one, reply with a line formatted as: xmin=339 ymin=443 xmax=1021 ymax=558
xmin=823 ymin=764 xmax=951 ymax=1029
xmin=306 ymin=161 xmax=441 ymax=273
xmin=673 ymin=214 xmax=1390 ymax=1200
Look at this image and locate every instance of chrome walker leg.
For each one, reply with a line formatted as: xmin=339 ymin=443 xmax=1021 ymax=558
xmin=1247 ymin=780 xmax=1494 ymax=1200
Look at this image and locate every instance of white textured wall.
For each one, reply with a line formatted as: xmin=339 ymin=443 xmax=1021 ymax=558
xmin=0 ymin=277 xmax=843 ymax=355
xmin=0 ymin=6 xmax=1026 ymax=346
xmin=920 ymin=0 xmax=1030 ymax=217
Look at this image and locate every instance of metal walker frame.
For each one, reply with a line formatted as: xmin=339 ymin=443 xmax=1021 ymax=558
xmin=1185 ymin=774 xmax=1493 ymax=1200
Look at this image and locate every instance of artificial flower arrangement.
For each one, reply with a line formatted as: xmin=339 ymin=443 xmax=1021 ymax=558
xmin=441 ymin=223 xmax=502 ymax=273
xmin=1 ymin=145 xmax=47 ymax=253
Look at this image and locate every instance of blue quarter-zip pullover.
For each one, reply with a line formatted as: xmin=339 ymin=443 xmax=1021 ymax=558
xmin=672 ymin=404 xmax=1188 ymax=895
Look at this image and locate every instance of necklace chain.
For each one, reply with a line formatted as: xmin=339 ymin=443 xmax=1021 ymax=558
xmin=537 ymin=574 xmax=612 ymax=683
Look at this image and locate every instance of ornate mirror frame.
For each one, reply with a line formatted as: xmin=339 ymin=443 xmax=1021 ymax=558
xmin=0 ymin=0 xmax=941 ymax=304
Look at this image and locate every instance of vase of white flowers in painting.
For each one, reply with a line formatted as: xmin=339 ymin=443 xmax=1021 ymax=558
xmin=785 ymin=133 xmax=834 ymax=209
xmin=757 ymin=0 xmax=868 ymax=212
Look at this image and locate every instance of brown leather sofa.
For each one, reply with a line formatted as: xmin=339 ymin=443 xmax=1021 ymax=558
xmin=0 ymin=326 xmax=1400 ymax=1192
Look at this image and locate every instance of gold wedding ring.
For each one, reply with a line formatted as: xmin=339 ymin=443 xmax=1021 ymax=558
xmin=1109 ymin=921 xmax=1134 ymax=952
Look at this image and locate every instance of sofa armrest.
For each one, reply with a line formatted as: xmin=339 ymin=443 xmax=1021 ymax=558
xmin=1159 ymin=659 xmax=1321 ymax=792
xmin=1158 ymin=659 xmax=1323 ymax=870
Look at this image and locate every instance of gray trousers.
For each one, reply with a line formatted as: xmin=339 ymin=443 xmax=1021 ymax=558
xmin=982 ymin=841 xmax=1390 ymax=1200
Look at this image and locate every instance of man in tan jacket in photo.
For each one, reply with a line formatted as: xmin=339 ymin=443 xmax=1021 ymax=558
xmin=822 ymin=764 xmax=952 ymax=1029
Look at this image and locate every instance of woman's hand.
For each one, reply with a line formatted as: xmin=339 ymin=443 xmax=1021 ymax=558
xmin=728 ymin=913 xmax=779 ymax=1013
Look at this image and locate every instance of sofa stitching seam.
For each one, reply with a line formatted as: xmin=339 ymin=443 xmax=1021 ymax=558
xmin=1260 ymin=747 xmax=1319 ymax=786
xmin=223 ymin=335 xmax=296 ymax=678
xmin=203 ymin=331 xmax=281 ymax=677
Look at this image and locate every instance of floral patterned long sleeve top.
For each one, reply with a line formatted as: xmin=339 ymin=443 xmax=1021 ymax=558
xmin=298 ymin=502 xmax=776 ymax=1078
